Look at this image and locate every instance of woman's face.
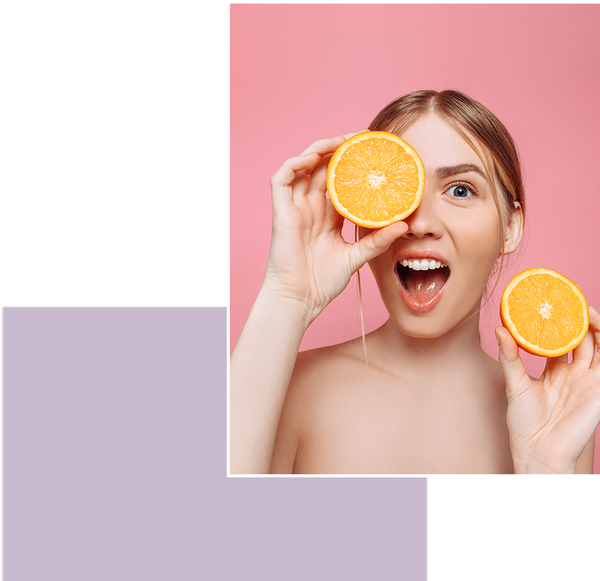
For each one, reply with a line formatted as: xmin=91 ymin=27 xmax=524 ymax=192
xmin=365 ymin=113 xmax=511 ymax=339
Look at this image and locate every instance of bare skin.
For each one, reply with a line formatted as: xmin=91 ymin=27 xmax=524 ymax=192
xmin=231 ymin=114 xmax=599 ymax=475
xmin=271 ymin=324 xmax=515 ymax=474
xmin=271 ymin=323 xmax=595 ymax=474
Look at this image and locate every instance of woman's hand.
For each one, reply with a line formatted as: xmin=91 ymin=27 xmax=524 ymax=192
xmin=496 ymin=306 xmax=600 ymax=473
xmin=263 ymin=134 xmax=408 ymax=325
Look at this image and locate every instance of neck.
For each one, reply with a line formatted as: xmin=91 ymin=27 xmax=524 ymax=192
xmin=369 ymin=310 xmax=490 ymax=384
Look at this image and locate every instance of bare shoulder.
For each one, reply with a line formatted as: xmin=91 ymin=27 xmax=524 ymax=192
xmin=269 ymin=338 xmax=367 ymax=474
xmin=287 ymin=337 xmax=369 ymax=413
xmin=294 ymin=339 xmax=366 ymax=382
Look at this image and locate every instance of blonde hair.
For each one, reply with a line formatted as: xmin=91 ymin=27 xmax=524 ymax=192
xmin=357 ymin=90 xmax=526 ymax=356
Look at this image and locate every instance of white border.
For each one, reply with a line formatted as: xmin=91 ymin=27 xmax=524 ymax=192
xmin=227 ymin=0 xmax=598 ymax=7
xmin=225 ymin=1 xmax=231 ymax=476
xmin=225 ymin=0 xmax=600 ymax=480
xmin=227 ymin=474 xmax=600 ymax=480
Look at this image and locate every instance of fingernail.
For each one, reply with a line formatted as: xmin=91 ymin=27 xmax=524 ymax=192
xmin=495 ymin=331 xmax=501 ymax=345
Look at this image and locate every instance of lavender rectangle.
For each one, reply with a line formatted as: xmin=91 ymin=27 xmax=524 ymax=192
xmin=4 ymin=308 xmax=427 ymax=579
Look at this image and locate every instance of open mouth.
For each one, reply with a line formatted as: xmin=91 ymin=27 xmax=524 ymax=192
xmin=396 ymin=259 xmax=450 ymax=311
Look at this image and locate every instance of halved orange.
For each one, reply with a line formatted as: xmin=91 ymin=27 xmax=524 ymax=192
xmin=326 ymin=131 xmax=425 ymax=228
xmin=500 ymin=267 xmax=589 ymax=357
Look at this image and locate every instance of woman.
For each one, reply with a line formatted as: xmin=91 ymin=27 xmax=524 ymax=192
xmin=231 ymin=90 xmax=600 ymax=474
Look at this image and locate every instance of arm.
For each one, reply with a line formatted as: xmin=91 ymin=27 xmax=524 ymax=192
xmin=230 ymin=136 xmax=407 ymax=474
xmin=230 ymin=289 xmax=309 ymax=474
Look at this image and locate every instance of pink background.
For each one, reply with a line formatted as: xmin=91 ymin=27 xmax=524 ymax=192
xmin=231 ymin=4 xmax=600 ymax=471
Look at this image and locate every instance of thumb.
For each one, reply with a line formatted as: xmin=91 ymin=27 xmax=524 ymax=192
xmin=349 ymin=221 xmax=409 ymax=271
xmin=496 ymin=326 xmax=529 ymax=397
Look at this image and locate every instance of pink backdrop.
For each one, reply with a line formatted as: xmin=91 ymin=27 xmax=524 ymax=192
xmin=231 ymin=4 xmax=600 ymax=471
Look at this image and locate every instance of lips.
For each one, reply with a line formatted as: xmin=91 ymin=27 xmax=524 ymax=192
xmin=395 ymin=256 xmax=450 ymax=313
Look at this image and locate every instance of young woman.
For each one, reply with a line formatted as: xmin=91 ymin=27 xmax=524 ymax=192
xmin=231 ymin=90 xmax=600 ymax=474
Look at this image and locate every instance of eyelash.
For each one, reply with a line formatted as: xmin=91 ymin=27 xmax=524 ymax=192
xmin=445 ymin=181 xmax=479 ymax=199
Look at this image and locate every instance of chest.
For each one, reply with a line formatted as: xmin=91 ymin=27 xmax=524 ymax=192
xmin=294 ymin=376 xmax=513 ymax=474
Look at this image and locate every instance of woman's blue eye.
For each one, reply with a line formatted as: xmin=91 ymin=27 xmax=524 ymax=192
xmin=448 ymin=185 xmax=473 ymax=198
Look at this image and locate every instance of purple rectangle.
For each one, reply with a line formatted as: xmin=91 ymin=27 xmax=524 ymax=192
xmin=4 ymin=308 xmax=427 ymax=579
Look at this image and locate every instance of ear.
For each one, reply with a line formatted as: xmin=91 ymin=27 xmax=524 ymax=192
xmin=502 ymin=202 xmax=523 ymax=255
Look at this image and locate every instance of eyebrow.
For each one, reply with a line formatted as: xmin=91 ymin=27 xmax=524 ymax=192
xmin=435 ymin=163 xmax=488 ymax=181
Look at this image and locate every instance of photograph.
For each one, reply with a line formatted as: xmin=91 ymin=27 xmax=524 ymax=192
xmin=230 ymin=4 xmax=600 ymax=476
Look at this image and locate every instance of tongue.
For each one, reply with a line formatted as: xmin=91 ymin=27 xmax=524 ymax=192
xmin=404 ymin=269 xmax=448 ymax=303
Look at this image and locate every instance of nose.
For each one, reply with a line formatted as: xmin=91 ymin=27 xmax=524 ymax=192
xmin=402 ymin=189 xmax=443 ymax=239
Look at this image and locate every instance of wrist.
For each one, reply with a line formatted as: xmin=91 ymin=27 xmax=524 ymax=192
xmin=512 ymin=455 xmax=576 ymax=475
xmin=258 ymin=281 xmax=319 ymax=329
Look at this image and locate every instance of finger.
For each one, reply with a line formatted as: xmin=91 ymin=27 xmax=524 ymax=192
xmin=572 ymin=322 xmax=595 ymax=368
xmin=306 ymin=152 xmax=333 ymax=198
xmin=543 ymin=351 xmax=569 ymax=375
xmin=287 ymin=136 xmax=348 ymax=206
xmin=588 ymin=306 xmax=600 ymax=371
xmin=306 ymin=131 xmax=372 ymax=196
xmin=496 ymin=326 xmax=529 ymax=397
xmin=301 ymin=135 xmax=347 ymax=157
xmin=348 ymin=221 xmax=409 ymax=271
xmin=341 ymin=130 xmax=370 ymax=140
xmin=271 ymin=153 xmax=319 ymax=214
xmin=300 ymin=131 xmax=369 ymax=159
xmin=271 ymin=152 xmax=322 ymax=189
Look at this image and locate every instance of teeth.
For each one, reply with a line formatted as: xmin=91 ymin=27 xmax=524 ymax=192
xmin=402 ymin=259 xmax=447 ymax=271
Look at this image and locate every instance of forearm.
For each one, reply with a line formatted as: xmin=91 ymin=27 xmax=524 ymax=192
xmin=230 ymin=287 xmax=312 ymax=474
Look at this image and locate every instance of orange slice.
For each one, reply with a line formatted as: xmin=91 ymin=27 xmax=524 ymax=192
xmin=500 ymin=267 xmax=589 ymax=357
xmin=326 ymin=131 xmax=425 ymax=228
